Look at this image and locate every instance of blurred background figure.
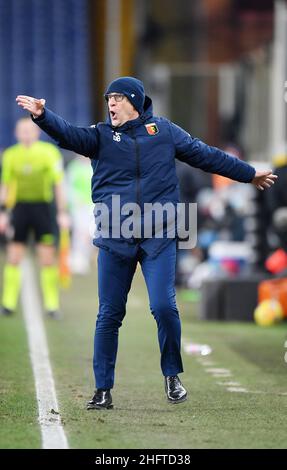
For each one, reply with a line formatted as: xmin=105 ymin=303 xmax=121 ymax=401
xmin=0 ymin=118 xmax=68 ymax=318
xmin=175 ymin=161 xmax=210 ymax=287
xmin=207 ymin=143 xmax=251 ymax=246
xmin=269 ymin=155 xmax=287 ymax=252
xmin=66 ymin=155 xmax=94 ymax=275
xmin=262 ymin=153 xmax=287 ymax=275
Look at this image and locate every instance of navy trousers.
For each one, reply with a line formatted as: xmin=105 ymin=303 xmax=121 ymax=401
xmin=93 ymin=240 xmax=184 ymax=389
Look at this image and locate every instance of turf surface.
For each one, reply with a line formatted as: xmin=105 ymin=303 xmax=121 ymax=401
xmin=1 ymin=252 xmax=287 ymax=448
xmin=0 ymin=255 xmax=41 ymax=449
xmin=45 ymin=262 xmax=287 ymax=449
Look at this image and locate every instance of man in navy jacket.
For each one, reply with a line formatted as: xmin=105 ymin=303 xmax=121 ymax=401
xmin=16 ymin=77 xmax=277 ymax=410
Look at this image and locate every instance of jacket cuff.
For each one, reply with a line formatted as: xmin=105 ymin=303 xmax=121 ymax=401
xmin=31 ymin=109 xmax=46 ymax=122
xmin=247 ymin=166 xmax=256 ymax=183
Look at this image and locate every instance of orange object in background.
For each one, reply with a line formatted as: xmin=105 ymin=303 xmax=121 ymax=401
xmin=212 ymin=173 xmax=233 ymax=190
xmin=258 ymin=278 xmax=287 ymax=317
xmin=265 ymin=248 xmax=287 ymax=274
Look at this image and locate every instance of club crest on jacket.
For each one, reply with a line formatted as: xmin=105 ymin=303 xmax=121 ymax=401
xmin=145 ymin=123 xmax=159 ymax=135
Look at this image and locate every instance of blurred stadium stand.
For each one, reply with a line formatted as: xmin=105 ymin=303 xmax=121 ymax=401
xmin=0 ymin=0 xmax=91 ymax=149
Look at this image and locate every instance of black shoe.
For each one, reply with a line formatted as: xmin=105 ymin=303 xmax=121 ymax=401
xmin=1 ymin=306 xmax=13 ymax=316
xmin=165 ymin=375 xmax=187 ymax=404
xmin=87 ymin=389 xmax=113 ymax=410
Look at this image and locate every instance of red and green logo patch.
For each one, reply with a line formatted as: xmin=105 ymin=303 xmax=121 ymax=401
xmin=145 ymin=123 xmax=159 ymax=135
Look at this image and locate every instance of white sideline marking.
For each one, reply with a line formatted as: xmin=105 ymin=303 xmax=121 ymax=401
xmin=206 ymin=368 xmax=232 ymax=377
xmin=206 ymin=368 xmax=231 ymax=374
xmin=21 ymin=259 xmax=68 ymax=449
xmin=227 ymin=387 xmax=248 ymax=393
xmin=212 ymin=373 xmax=233 ymax=378
xmin=216 ymin=381 xmax=241 ymax=387
xmin=197 ymin=359 xmax=216 ymax=366
xmin=181 ymin=338 xmax=263 ymax=395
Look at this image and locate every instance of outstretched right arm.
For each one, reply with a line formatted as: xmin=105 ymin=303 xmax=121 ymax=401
xmin=16 ymin=95 xmax=98 ymax=158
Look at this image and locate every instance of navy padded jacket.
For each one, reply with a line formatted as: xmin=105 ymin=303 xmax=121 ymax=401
xmin=33 ymin=96 xmax=256 ymax=259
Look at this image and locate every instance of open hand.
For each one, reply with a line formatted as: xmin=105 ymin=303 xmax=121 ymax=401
xmin=16 ymin=95 xmax=46 ymax=117
xmin=251 ymin=170 xmax=278 ymax=190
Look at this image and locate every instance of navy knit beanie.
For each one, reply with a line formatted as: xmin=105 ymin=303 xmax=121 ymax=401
xmin=105 ymin=77 xmax=145 ymax=114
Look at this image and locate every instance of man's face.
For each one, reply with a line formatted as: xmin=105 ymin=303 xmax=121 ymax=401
xmin=15 ymin=119 xmax=40 ymax=146
xmin=105 ymin=93 xmax=139 ymax=127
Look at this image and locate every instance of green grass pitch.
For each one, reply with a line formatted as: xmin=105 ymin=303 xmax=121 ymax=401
xmin=0 ymin=252 xmax=287 ymax=449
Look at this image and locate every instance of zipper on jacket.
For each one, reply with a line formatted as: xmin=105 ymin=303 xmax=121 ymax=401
xmin=131 ymin=127 xmax=141 ymax=207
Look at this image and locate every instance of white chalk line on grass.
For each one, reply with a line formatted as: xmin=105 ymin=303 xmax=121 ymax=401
xmin=183 ymin=341 xmax=287 ymax=396
xmin=216 ymin=381 xmax=241 ymax=387
xmin=21 ymin=258 xmax=68 ymax=449
xmin=196 ymin=356 xmax=250 ymax=392
xmin=182 ymin=338 xmax=250 ymax=394
xmin=226 ymin=387 xmax=248 ymax=393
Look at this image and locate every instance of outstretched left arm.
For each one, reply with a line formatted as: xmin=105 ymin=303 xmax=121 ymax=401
xmin=170 ymin=121 xmax=277 ymax=189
